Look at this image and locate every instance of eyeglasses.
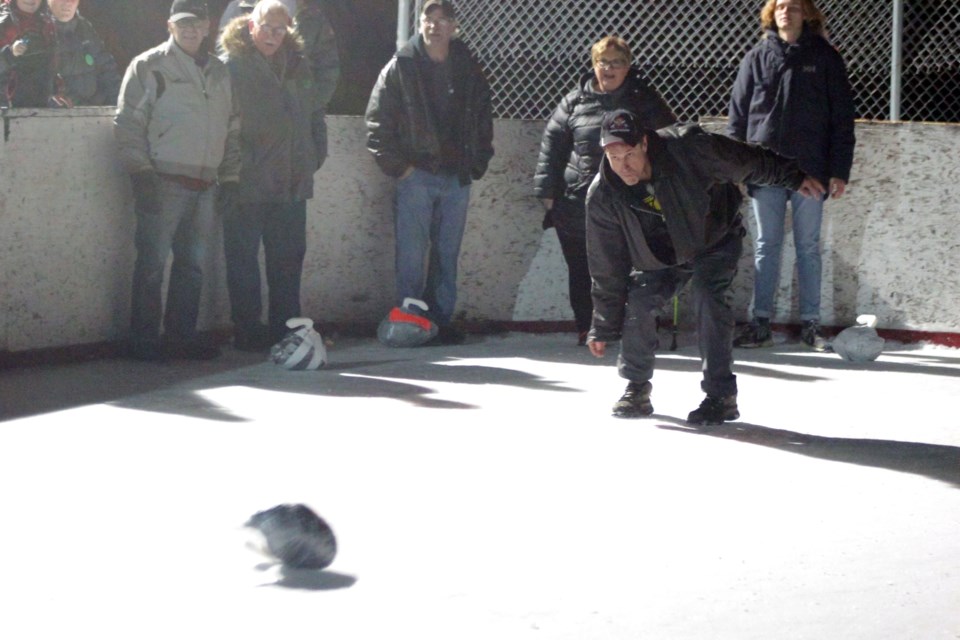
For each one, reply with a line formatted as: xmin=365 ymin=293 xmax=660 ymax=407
xmin=595 ymin=58 xmax=628 ymax=70
xmin=421 ymin=16 xmax=454 ymax=28
xmin=256 ymin=23 xmax=289 ymax=38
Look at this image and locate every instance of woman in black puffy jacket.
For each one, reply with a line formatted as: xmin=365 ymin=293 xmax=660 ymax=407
xmin=533 ymin=35 xmax=676 ymax=345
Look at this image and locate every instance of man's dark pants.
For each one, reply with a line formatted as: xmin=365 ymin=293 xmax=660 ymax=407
xmin=222 ymin=200 xmax=307 ymax=342
xmin=618 ymin=230 xmax=743 ymax=398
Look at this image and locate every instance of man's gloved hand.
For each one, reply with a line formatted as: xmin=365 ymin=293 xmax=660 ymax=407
xmin=130 ymin=170 xmax=160 ymax=215
xmin=217 ymin=182 xmax=239 ymax=215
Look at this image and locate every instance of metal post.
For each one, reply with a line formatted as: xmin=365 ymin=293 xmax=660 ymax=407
xmin=397 ymin=0 xmax=413 ymax=52
xmin=890 ymin=0 xmax=903 ymax=121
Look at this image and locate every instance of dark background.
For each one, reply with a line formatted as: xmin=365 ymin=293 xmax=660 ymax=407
xmin=78 ymin=0 xmax=397 ymax=114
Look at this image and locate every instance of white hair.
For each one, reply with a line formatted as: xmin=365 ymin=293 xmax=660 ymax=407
xmin=249 ymin=0 xmax=293 ymax=24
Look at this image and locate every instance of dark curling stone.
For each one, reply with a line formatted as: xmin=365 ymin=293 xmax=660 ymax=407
xmin=245 ymin=504 xmax=337 ymax=570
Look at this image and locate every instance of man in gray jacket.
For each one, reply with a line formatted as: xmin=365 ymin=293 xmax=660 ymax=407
xmin=586 ymin=109 xmax=824 ymax=424
xmin=115 ymin=0 xmax=240 ymax=361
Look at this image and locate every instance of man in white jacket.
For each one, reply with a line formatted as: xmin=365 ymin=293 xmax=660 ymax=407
xmin=115 ymin=0 xmax=240 ymax=361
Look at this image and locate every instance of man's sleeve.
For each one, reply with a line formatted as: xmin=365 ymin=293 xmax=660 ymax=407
xmin=311 ymin=101 xmax=328 ymax=171
xmin=726 ymin=54 xmax=753 ymax=141
xmin=470 ymin=63 xmax=494 ymax=180
xmin=693 ymin=129 xmax=805 ymax=191
xmin=585 ymin=178 xmax=631 ymax=341
xmin=364 ymin=60 xmax=407 ymax=178
xmin=218 ymin=73 xmax=242 ymax=183
xmin=90 ymin=26 xmax=122 ymax=105
xmin=114 ymin=59 xmax=154 ymax=174
xmin=826 ymin=50 xmax=856 ymax=182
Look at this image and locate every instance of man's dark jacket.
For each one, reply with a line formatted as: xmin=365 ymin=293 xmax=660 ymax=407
xmin=586 ymin=124 xmax=806 ymax=342
xmin=726 ymin=25 xmax=855 ymax=187
xmin=220 ymin=19 xmax=326 ymax=203
xmin=364 ymin=34 xmax=493 ymax=186
xmin=54 ymin=13 xmax=121 ymax=105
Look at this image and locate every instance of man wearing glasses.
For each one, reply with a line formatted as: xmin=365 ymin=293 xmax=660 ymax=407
xmin=365 ymin=0 xmax=494 ymax=345
xmin=217 ymin=0 xmax=327 ymax=350
xmin=115 ymin=0 xmax=240 ymax=361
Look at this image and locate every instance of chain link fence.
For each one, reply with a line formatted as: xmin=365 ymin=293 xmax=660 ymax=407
xmin=405 ymin=0 xmax=959 ymax=123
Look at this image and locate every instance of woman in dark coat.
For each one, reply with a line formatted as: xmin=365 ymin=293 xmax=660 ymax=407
xmin=533 ymin=35 xmax=676 ymax=345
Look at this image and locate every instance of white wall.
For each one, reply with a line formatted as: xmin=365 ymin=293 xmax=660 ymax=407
xmin=1 ymin=109 xmax=958 ymax=352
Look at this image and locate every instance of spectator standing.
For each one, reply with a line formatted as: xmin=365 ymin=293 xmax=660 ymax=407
xmin=727 ymin=0 xmax=856 ymax=351
xmin=0 ymin=0 xmax=57 ymax=107
xmin=218 ymin=0 xmax=327 ymax=349
xmin=294 ymin=0 xmax=338 ymax=108
xmin=364 ymin=0 xmax=493 ymax=344
xmin=115 ymin=0 xmax=241 ymax=361
xmin=533 ymin=35 xmax=675 ymax=345
xmin=48 ymin=0 xmax=121 ymax=105
xmin=586 ymin=109 xmax=824 ymax=423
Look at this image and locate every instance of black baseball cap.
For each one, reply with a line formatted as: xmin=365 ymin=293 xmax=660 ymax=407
xmin=170 ymin=0 xmax=209 ymax=22
xmin=600 ymin=109 xmax=645 ymax=147
xmin=422 ymin=0 xmax=456 ymax=19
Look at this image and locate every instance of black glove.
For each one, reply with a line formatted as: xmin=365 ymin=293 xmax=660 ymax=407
xmin=541 ymin=206 xmax=555 ymax=230
xmin=129 ymin=170 xmax=160 ymax=215
xmin=216 ymin=182 xmax=239 ymax=215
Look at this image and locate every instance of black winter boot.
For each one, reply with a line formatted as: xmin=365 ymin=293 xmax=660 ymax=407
xmin=687 ymin=394 xmax=739 ymax=426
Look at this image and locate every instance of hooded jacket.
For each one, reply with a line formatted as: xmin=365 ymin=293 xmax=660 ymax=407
xmin=53 ymin=12 xmax=120 ymax=105
xmin=586 ymin=124 xmax=806 ymax=342
xmin=726 ymin=25 xmax=856 ymax=187
xmin=365 ymin=33 xmax=493 ymax=186
xmin=115 ymin=37 xmax=240 ymax=184
xmin=533 ymin=67 xmax=676 ymax=204
xmin=220 ymin=17 xmax=327 ymax=203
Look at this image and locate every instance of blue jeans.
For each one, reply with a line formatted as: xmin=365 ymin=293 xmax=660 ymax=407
xmin=393 ymin=168 xmax=471 ymax=326
xmin=750 ymin=185 xmax=825 ymax=322
xmin=222 ymin=201 xmax=307 ymax=342
xmin=130 ymin=179 xmax=215 ymax=346
xmin=619 ymin=230 xmax=742 ymax=398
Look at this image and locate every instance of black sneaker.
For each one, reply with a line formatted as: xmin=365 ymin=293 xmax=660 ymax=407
xmin=800 ymin=320 xmax=830 ymax=352
xmin=733 ymin=318 xmax=773 ymax=348
xmin=687 ymin=394 xmax=739 ymax=426
xmin=612 ymin=381 xmax=653 ymax=418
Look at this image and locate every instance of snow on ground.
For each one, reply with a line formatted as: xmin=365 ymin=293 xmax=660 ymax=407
xmin=1 ymin=333 xmax=958 ymax=639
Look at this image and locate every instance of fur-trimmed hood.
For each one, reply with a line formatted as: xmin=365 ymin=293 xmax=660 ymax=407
xmin=218 ymin=13 xmax=304 ymax=58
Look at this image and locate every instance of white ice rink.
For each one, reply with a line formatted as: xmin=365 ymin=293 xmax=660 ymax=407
xmin=2 ymin=332 xmax=959 ymax=639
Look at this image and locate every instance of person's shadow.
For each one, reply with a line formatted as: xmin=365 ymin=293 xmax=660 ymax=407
xmin=658 ymin=420 xmax=960 ymax=489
